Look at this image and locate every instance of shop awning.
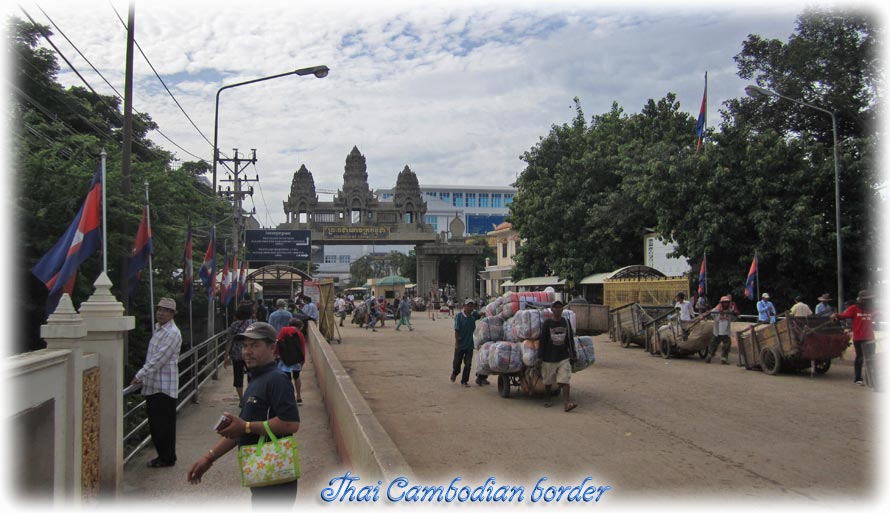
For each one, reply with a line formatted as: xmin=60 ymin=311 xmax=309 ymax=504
xmin=511 ymin=276 xmax=566 ymax=287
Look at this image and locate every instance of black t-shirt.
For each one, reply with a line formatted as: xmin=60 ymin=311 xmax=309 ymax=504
xmin=238 ymin=361 xmax=300 ymax=447
xmin=539 ymin=317 xmax=575 ymax=363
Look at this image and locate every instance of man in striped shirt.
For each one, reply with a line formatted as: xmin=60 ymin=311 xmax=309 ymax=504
xmin=132 ymin=297 xmax=183 ymax=468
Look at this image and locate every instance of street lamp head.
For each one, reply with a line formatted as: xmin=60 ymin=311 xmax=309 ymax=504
xmin=295 ymin=65 xmax=330 ymax=79
xmin=745 ymin=84 xmax=775 ymax=98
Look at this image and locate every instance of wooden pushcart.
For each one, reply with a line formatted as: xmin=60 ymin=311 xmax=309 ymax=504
xmin=736 ymin=316 xmax=849 ymax=375
xmin=610 ymin=302 xmax=673 ymax=348
xmin=650 ymin=314 xmax=714 ymax=360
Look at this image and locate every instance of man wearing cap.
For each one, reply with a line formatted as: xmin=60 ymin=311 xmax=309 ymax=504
xmin=757 ymin=293 xmax=777 ymax=324
xmin=538 ymin=299 xmax=578 ymax=411
xmin=452 ymin=299 xmax=484 ymax=387
xmin=707 ymin=295 xmax=739 ymax=364
xmin=789 ymin=295 xmax=813 ymax=317
xmin=132 ymin=297 xmax=183 ymax=468
xmin=815 ymin=294 xmax=835 ymax=317
xmin=268 ymin=298 xmax=293 ymax=335
xmin=832 ymin=290 xmax=877 ymax=386
xmin=187 ymin=322 xmax=301 ymax=503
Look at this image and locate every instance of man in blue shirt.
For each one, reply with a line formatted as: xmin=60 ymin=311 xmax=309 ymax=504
xmin=757 ymin=293 xmax=777 ymax=324
xmin=301 ymin=296 xmax=319 ymax=323
xmin=451 ymin=299 xmax=485 ymax=387
xmin=268 ymin=298 xmax=293 ymax=335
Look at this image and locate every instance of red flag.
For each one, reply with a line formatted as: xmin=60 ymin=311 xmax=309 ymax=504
xmin=695 ymin=72 xmax=707 ymax=154
xmin=697 ymin=255 xmax=707 ymax=296
xmin=220 ymin=255 xmax=231 ymax=305
xmin=236 ymin=260 xmax=247 ymax=300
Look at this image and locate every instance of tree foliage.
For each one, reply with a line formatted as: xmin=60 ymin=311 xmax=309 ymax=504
xmin=11 ymin=17 xmax=231 ymax=358
xmin=510 ymin=7 xmax=881 ymax=312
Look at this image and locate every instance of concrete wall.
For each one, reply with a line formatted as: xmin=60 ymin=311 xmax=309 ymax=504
xmin=304 ymin=322 xmax=413 ymax=481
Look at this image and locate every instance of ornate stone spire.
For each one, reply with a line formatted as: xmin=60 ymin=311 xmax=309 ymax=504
xmin=392 ymin=165 xmax=427 ymax=223
xmin=335 ymin=146 xmax=376 ymax=211
xmin=284 ymin=164 xmax=318 ymax=219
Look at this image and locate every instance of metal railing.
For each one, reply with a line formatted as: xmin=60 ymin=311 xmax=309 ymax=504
xmin=122 ymin=331 xmax=228 ymax=464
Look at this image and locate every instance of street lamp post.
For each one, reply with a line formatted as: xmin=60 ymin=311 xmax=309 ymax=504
xmin=745 ymin=84 xmax=843 ymax=312
xmin=212 ymin=65 xmax=329 ymax=193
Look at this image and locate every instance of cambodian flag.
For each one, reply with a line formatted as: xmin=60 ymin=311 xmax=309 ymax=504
xmin=237 ymin=260 xmax=247 ymax=300
xmin=32 ymin=165 xmax=103 ymax=317
xmin=183 ymin=227 xmax=193 ymax=304
xmin=695 ymin=72 xmax=707 ymax=154
xmin=198 ymin=226 xmax=216 ymax=301
xmin=127 ymin=206 xmax=153 ymax=295
xmin=220 ymin=254 xmax=231 ymax=306
xmin=744 ymin=256 xmax=758 ymax=300
xmin=697 ymin=255 xmax=707 ymax=296
xmin=225 ymin=254 xmax=238 ymax=306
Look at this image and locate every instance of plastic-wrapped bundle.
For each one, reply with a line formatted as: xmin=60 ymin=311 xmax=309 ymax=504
xmin=502 ymin=318 xmax=517 ymax=342
xmin=498 ymin=301 xmax=519 ymax=319
xmin=483 ymin=298 xmax=501 ymax=318
xmin=473 ymin=316 xmax=505 ymax=348
xmin=520 ymin=339 xmax=540 ymax=367
xmin=488 ymin=341 xmax=523 ymax=374
xmin=509 ymin=291 xmax=555 ymax=306
xmin=542 ymin=308 xmax=577 ymax=333
xmin=572 ymin=336 xmax=596 ymax=372
xmin=477 ymin=342 xmax=494 ymax=374
xmin=511 ymin=309 xmax=545 ymax=340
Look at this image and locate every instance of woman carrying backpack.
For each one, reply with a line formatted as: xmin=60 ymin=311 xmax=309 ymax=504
xmin=276 ymin=318 xmax=307 ymax=403
xmin=223 ymin=304 xmax=255 ymax=406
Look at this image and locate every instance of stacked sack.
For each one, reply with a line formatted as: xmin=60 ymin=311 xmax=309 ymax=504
xmin=472 ymin=292 xmax=597 ymax=392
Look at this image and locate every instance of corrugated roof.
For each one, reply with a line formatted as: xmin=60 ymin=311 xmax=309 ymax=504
xmin=512 ymin=276 xmax=565 ymax=287
xmin=580 ymin=272 xmax=613 ymax=285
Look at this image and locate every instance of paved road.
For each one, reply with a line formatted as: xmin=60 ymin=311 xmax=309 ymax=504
xmin=333 ymin=313 xmax=877 ymax=504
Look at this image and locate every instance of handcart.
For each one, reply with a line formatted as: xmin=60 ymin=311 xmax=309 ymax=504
xmin=736 ymin=316 xmax=849 ymax=376
xmin=610 ymin=302 xmax=672 ymax=348
xmin=650 ymin=314 xmax=713 ymax=360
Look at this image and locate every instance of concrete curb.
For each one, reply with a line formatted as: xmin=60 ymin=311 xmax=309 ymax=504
xmin=306 ymin=322 xmax=414 ymax=482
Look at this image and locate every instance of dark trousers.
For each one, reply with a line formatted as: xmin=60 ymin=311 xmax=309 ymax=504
xmin=145 ymin=393 xmax=177 ymax=464
xmin=452 ymin=348 xmax=474 ymax=384
xmin=709 ymin=335 xmax=731 ymax=360
xmin=853 ymin=340 xmax=864 ymax=382
xmin=250 ymin=479 xmax=298 ymax=505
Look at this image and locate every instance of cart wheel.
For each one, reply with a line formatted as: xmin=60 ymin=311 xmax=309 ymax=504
xmin=760 ymin=346 xmax=782 ymax=375
xmin=620 ymin=332 xmax=631 ymax=348
xmin=660 ymin=337 xmax=671 ymax=359
xmin=814 ymin=359 xmax=831 ymax=375
xmin=497 ymin=375 xmax=511 ymax=398
xmin=698 ymin=348 xmax=709 ymax=359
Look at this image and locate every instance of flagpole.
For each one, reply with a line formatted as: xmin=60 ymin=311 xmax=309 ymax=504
xmin=144 ymin=181 xmax=156 ymax=335
xmin=703 ymin=252 xmax=708 ymax=297
xmin=100 ymin=148 xmax=108 ymax=273
xmin=703 ymin=71 xmax=708 ymax=153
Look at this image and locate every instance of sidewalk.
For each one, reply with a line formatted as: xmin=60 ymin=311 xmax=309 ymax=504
xmin=121 ymin=350 xmax=344 ymax=505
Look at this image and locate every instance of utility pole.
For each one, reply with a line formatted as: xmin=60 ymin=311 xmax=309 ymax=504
xmin=218 ymin=148 xmax=258 ymax=262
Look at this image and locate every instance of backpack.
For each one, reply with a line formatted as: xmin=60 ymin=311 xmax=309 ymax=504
xmin=278 ymin=329 xmax=305 ymax=366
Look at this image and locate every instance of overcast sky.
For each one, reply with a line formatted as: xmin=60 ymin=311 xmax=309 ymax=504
xmin=9 ymin=0 xmax=883 ymax=228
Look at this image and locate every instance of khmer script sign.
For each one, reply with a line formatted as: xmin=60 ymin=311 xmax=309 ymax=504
xmin=323 ymin=226 xmax=391 ymax=240
xmin=245 ymin=230 xmax=311 ymax=261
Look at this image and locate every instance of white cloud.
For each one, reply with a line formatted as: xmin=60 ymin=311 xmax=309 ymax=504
xmin=17 ymin=0 xmax=856 ymax=228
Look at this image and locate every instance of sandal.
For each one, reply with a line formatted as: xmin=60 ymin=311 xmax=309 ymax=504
xmin=146 ymin=458 xmax=175 ymax=468
xmin=543 ymin=402 xmax=552 ymax=408
xmin=297 ymin=398 xmax=303 ymax=404
xmin=564 ymin=403 xmax=578 ymax=412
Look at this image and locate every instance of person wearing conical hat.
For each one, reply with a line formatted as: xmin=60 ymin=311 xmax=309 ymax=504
xmin=706 ymin=295 xmax=739 ymax=364
xmin=832 ymin=289 xmax=877 ymax=386
xmin=815 ymin=293 xmax=835 ymax=317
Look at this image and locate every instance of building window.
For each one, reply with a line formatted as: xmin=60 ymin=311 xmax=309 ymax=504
xmin=491 ymin=194 xmax=502 ymax=208
xmin=439 ymin=192 xmax=450 ymax=202
xmin=382 ymin=193 xmax=393 ymax=200
xmin=339 ymin=255 xmax=351 ymax=264
xmin=479 ymin=193 xmax=489 ymax=208
xmin=466 ymin=193 xmax=476 ymax=207
xmin=425 ymin=215 xmax=438 ymax=232
xmin=324 ymin=255 xmax=337 ymax=264
xmin=502 ymin=242 xmax=507 ymax=258
xmin=453 ymin=192 xmax=463 ymax=207
xmin=504 ymin=193 xmax=513 ymax=205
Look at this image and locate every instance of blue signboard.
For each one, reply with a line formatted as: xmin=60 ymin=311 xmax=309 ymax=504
xmin=466 ymin=214 xmax=506 ymax=235
xmin=245 ymin=230 xmax=311 ymax=261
